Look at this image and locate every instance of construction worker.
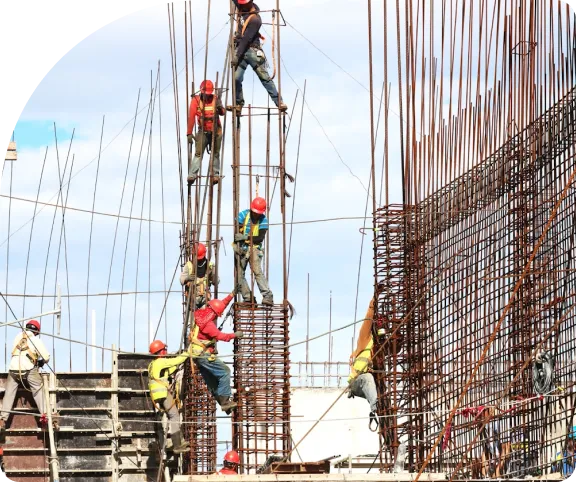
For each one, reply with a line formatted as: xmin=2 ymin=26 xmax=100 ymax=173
xmin=0 ymin=320 xmax=52 ymax=431
xmin=190 ymin=294 xmax=243 ymax=413
xmin=148 ymin=340 xmax=190 ymax=454
xmin=555 ymin=426 xmax=576 ymax=477
xmin=187 ymin=80 xmax=225 ymax=185
xmin=180 ymin=242 xmax=216 ymax=309
xmin=234 ymin=197 xmax=273 ymax=306
xmin=347 ymin=299 xmax=379 ymax=430
xmin=230 ymin=0 xmax=287 ymax=112
xmin=217 ymin=450 xmax=240 ymax=475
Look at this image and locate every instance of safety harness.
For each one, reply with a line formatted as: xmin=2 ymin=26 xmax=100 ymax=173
xmin=12 ymin=332 xmax=39 ymax=366
xmin=147 ymin=360 xmax=181 ymax=412
xmin=241 ymin=10 xmax=266 ymax=46
xmin=189 ymin=324 xmax=217 ymax=362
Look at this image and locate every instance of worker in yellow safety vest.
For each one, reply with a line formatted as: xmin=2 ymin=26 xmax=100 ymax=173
xmin=180 ymin=242 xmax=216 ymax=309
xmin=348 ymin=299 xmax=379 ymax=429
xmin=148 ymin=340 xmax=190 ymax=454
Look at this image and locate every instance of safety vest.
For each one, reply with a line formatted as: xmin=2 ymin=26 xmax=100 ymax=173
xmin=147 ymin=358 xmax=184 ymax=408
xmin=189 ymin=324 xmax=217 ymax=360
xmin=348 ymin=338 xmax=373 ymax=383
xmin=241 ymin=215 xmax=260 ymax=239
xmin=185 ymin=261 xmax=209 ymax=296
xmin=12 ymin=332 xmax=39 ymax=365
xmin=196 ymin=96 xmax=218 ymax=131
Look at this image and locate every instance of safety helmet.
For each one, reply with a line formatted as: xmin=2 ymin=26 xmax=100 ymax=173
xmin=149 ymin=340 xmax=167 ymax=355
xmin=196 ymin=243 xmax=207 ymax=260
xmin=26 ymin=319 xmax=41 ymax=332
xmin=208 ymin=299 xmax=226 ymax=316
xmin=250 ymin=197 xmax=267 ymax=215
xmin=200 ymin=80 xmax=214 ymax=95
xmin=224 ymin=450 xmax=240 ymax=464
xmin=237 ymin=0 xmax=252 ymax=4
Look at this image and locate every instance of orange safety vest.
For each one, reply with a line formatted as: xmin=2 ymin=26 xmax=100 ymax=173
xmin=196 ymin=96 xmax=219 ymax=131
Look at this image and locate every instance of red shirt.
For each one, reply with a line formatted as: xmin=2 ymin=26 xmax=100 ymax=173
xmin=187 ymin=95 xmax=225 ymax=135
xmin=218 ymin=468 xmax=238 ymax=475
xmin=193 ymin=294 xmax=235 ymax=350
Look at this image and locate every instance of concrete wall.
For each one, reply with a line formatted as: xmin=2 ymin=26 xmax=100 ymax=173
xmin=289 ymin=387 xmax=380 ymax=465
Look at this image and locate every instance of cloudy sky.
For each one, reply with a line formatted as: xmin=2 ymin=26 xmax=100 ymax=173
xmin=0 ymin=0 xmax=406 ymax=375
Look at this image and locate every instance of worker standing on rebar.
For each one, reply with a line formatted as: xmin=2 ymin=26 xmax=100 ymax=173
xmin=0 ymin=320 xmax=54 ymax=431
xmin=148 ymin=340 xmax=190 ymax=454
xmin=216 ymin=450 xmax=240 ymax=475
xmin=234 ymin=197 xmax=273 ymax=307
xmin=180 ymin=242 xmax=216 ymax=309
xmin=187 ymin=80 xmax=225 ymax=186
xmin=347 ymin=299 xmax=379 ymax=430
xmin=230 ymin=0 xmax=287 ymax=113
xmin=190 ymin=294 xmax=243 ymax=414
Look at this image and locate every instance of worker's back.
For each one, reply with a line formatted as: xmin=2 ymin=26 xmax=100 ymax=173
xmin=9 ymin=330 xmax=50 ymax=372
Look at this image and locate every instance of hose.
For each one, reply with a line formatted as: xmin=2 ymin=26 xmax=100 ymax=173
xmin=532 ymin=350 xmax=555 ymax=395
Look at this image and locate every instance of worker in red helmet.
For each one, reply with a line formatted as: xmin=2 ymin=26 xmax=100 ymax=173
xmin=233 ymin=197 xmax=273 ymax=306
xmin=180 ymin=242 xmax=217 ymax=309
xmin=229 ymin=0 xmax=287 ymax=113
xmin=190 ymin=293 xmax=243 ymax=414
xmin=0 ymin=320 xmax=54 ymax=431
xmin=187 ymin=79 xmax=226 ymax=185
xmin=147 ymin=340 xmax=190 ymax=454
xmin=217 ymin=450 xmax=240 ymax=475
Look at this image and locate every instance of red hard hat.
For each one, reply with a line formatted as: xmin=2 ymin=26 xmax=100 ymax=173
xmin=196 ymin=243 xmax=207 ymax=260
xmin=26 ymin=319 xmax=40 ymax=331
xmin=224 ymin=450 xmax=240 ymax=464
xmin=250 ymin=197 xmax=267 ymax=215
xmin=208 ymin=299 xmax=226 ymax=316
xmin=237 ymin=0 xmax=251 ymax=4
xmin=149 ymin=340 xmax=167 ymax=355
xmin=200 ymin=80 xmax=214 ymax=95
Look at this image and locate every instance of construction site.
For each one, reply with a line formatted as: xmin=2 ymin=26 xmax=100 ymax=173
xmin=1 ymin=0 xmax=576 ymax=480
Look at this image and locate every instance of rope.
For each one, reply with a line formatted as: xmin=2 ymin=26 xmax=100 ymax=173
xmin=533 ymin=351 xmax=555 ymax=395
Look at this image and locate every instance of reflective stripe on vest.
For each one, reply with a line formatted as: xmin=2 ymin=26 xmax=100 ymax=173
xmin=242 ymin=215 xmax=260 ymax=239
xmin=349 ymin=338 xmax=373 ymax=382
xmin=147 ymin=360 xmax=171 ymax=402
xmin=12 ymin=332 xmax=38 ymax=364
xmin=197 ymin=97 xmax=217 ymax=130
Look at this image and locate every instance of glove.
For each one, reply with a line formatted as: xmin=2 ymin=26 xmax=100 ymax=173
xmin=231 ymin=55 xmax=239 ymax=68
xmin=234 ymin=233 xmax=248 ymax=242
xmin=234 ymin=331 xmax=245 ymax=339
xmin=187 ymin=134 xmax=194 ymax=144
xmin=36 ymin=357 xmax=45 ymax=368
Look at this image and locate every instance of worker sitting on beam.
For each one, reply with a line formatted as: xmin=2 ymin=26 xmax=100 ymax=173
xmin=180 ymin=242 xmax=216 ymax=309
xmin=0 ymin=320 xmax=56 ymax=431
xmin=148 ymin=340 xmax=190 ymax=455
xmin=190 ymin=294 xmax=243 ymax=414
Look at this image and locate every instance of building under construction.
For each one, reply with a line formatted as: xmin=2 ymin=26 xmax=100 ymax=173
xmin=0 ymin=0 xmax=575 ymax=481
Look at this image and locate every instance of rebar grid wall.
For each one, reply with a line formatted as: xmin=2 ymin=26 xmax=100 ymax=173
xmin=370 ymin=0 xmax=576 ymax=476
xmin=374 ymin=66 xmax=576 ymax=479
xmin=233 ymin=304 xmax=291 ymax=472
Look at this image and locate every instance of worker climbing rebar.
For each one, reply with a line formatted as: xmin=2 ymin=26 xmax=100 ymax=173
xmin=180 ymin=242 xmax=217 ymax=309
xmin=229 ymin=0 xmax=287 ymax=113
xmin=0 ymin=320 xmax=57 ymax=431
xmin=234 ymin=197 xmax=274 ymax=306
xmin=148 ymin=340 xmax=190 ymax=455
xmin=189 ymin=294 xmax=243 ymax=413
xmin=347 ymin=299 xmax=379 ymax=431
xmin=216 ymin=450 xmax=240 ymax=475
xmin=187 ymin=80 xmax=225 ymax=185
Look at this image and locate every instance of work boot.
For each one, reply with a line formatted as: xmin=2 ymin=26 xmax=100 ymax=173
xmin=217 ymin=396 xmax=237 ymax=414
xmin=278 ymin=102 xmax=288 ymax=112
xmin=261 ymin=295 xmax=274 ymax=307
xmin=187 ymin=175 xmax=197 ymax=185
xmin=171 ymin=431 xmax=190 ymax=455
xmin=242 ymin=292 xmax=255 ymax=303
xmin=211 ymin=175 xmax=222 ymax=186
xmin=226 ymin=105 xmax=243 ymax=114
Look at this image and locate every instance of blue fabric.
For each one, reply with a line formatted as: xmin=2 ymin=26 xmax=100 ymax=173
xmin=238 ymin=209 xmax=268 ymax=230
xmin=194 ymin=356 xmax=231 ymax=398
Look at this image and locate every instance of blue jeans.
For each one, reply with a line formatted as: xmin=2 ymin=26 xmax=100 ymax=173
xmin=193 ymin=355 xmax=231 ymax=398
xmin=235 ymin=48 xmax=280 ymax=107
xmin=349 ymin=373 xmax=378 ymax=412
